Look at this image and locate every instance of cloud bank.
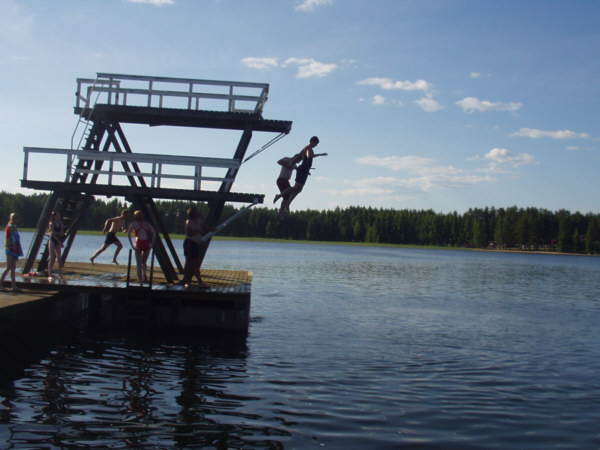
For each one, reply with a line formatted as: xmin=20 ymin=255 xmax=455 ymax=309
xmin=241 ymin=56 xmax=337 ymax=78
xmin=296 ymin=0 xmax=333 ymax=12
xmin=456 ymin=97 xmax=522 ymax=113
xmin=127 ymin=0 xmax=174 ymax=5
xmin=511 ymin=128 xmax=590 ymax=139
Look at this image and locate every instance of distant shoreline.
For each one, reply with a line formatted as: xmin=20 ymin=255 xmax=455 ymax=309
xmin=18 ymin=229 xmax=594 ymax=257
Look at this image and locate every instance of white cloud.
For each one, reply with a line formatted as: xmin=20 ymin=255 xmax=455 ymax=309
xmin=284 ymin=57 xmax=337 ymax=78
xmin=456 ymin=97 xmax=522 ymax=113
xmin=372 ymin=95 xmax=386 ymax=105
xmin=510 ymin=128 xmax=590 ymax=139
xmin=470 ymin=72 xmax=482 ymax=78
xmin=241 ymin=56 xmax=337 ymax=78
xmin=241 ymin=57 xmax=278 ymax=70
xmin=356 ymin=155 xmax=436 ymax=172
xmin=296 ymin=0 xmax=333 ymax=12
xmin=415 ymin=95 xmax=443 ymax=112
xmin=127 ymin=0 xmax=174 ymax=5
xmin=566 ymin=145 xmax=580 ymax=151
xmin=357 ymin=77 xmax=432 ymax=92
xmin=484 ymin=148 xmax=535 ymax=167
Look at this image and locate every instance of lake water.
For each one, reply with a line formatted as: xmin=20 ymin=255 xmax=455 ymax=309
xmin=1 ymin=233 xmax=600 ymax=448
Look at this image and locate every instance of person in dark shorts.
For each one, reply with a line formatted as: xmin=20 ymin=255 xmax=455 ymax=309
xmin=273 ymin=152 xmax=302 ymax=217
xmin=90 ymin=209 xmax=130 ymax=265
xmin=183 ymin=206 xmax=215 ymax=289
xmin=275 ymin=136 xmax=327 ymax=218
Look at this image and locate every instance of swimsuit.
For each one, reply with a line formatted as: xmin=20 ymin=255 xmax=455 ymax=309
xmin=295 ymin=154 xmax=313 ymax=185
xmin=183 ymin=239 xmax=200 ymax=259
xmin=51 ymin=222 xmax=62 ymax=246
xmin=104 ymin=231 xmax=119 ymax=245
xmin=5 ymin=224 xmax=23 ymax=259
xmin=276 ymin=177 xmax=292 ymax=197
xmin=134 ymin=222 xmax=151 ymax=251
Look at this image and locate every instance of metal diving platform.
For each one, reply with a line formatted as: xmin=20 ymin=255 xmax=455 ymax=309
xmin=19 ymin=72 xmax=292 ymax=299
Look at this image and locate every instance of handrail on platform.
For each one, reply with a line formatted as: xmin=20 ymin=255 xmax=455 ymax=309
xmin=75 ymin=73 xmax=269 ymax=114
xmin=23 ymin=147 xmax=240 ymax=190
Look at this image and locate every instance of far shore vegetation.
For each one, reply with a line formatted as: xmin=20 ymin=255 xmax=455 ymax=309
xmin=2 ymin=192 xmax=600 ymax=255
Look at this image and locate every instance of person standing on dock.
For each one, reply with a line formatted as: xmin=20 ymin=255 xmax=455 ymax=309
xmin=1 ymin=213 xmax=23 ymax=293
xmin=90 ymin=209 xmax=130 ymax=265
xmin=274 ymin=136 xmax=327 ymax=219
xmin=47 ymin=211 xmax=65 ymax=281
xmin=183 ymin=206 xmax=216 ymax=290
xmin=127 ymin=210 xmax=156 ymax=285
xmin=273 ymin=152 xmax=302 ymax=218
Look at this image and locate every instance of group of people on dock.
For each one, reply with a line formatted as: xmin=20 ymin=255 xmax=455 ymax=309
xmin=1 ymin=207 xmax=214 ymax=292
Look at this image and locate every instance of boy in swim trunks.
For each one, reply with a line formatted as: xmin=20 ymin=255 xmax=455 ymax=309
xmin=90 ymin=209 xmax=129 ymax=265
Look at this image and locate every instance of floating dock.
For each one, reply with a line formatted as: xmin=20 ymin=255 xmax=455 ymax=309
xmin=1 ymin=260 xmax=252 ymax=332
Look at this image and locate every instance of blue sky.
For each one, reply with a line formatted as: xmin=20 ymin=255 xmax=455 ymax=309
xmin=1 ymin=0 xmax=598 ymax=214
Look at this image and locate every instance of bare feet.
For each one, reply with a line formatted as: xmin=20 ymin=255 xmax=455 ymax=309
xmin=273 ymin=194 xmax=280 ymax=203
xmin=112 ymin=259 xmax=119 ymax=265
xmin=90 ymin=257 xmax=95 ymax=265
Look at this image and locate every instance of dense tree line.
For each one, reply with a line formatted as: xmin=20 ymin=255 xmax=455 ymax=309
xmin=2 ymin=192 xmax=599 ymax=254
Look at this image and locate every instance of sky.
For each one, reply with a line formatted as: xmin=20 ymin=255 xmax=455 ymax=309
xmin=1 ymin=0 xmax=599 ymax=214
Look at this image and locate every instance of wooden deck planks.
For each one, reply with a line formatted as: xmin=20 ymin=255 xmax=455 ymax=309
xmin=0 ymin=261 xmax=252 ymax=311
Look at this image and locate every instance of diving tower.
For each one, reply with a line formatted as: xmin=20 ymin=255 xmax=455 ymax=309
xmin=21 ymin=73 xmax=292 ymax=283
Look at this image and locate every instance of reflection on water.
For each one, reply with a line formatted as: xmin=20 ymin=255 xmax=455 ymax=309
xmin=1 ymin=236 xmax=600 ymax=448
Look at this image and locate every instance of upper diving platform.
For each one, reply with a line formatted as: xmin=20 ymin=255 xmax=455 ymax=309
xmin=74 ymin=73 xmax=292 ymax=133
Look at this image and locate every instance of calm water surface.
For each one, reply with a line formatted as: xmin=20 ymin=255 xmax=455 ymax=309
xmin=1 ymin=234 xmax=600 ymax=448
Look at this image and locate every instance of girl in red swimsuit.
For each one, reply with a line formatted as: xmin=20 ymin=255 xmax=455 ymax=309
xmin=127 ymin=210 xmax=156 ymax=285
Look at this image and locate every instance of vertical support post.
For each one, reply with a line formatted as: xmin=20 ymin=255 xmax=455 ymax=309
xmin=229 ymin=85 xmax=234 ymax=112
xmin=109 ymin=157 xmax=114 ymax=186
xmin=23 ymin=149 xmax=29 ymax=182
xmin=147 ymin=80 xmax=153 ymax=107
xmin=126 ymin=248 xmax=132 ymax=288
xmin=66 ymin=152 xmax=72 ymax=182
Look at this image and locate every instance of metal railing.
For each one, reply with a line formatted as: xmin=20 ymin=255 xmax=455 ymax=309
xmin=23 ymin=147 xmax=240 ymax=190
xmin=75 ymin=73 xmax=269 ymax=114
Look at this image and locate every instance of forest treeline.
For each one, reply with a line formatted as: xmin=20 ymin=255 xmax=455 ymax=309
xmin=2 ymin=191 xmax=600 ymax=254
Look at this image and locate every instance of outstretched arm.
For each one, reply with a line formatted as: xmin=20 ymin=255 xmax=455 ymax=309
xmin=314 ymin=153 xmax=328 ymax=157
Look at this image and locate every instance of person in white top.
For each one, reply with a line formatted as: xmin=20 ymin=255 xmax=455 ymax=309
xmin=273 ymin=152 xmax=302 ymax=217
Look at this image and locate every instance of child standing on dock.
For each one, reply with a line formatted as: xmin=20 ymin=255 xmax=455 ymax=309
xmin=1 ymin=213 xmax=23 ymax=292
xmin=90 ymin=209 xmax=130 ymax=265
xmin=47 ymin=211 xmax=65 ymax=280
xmin=183 ymin=206 xmax=216 ymax=290
xmin=127 ymin=210 xmax=156 ymax=285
